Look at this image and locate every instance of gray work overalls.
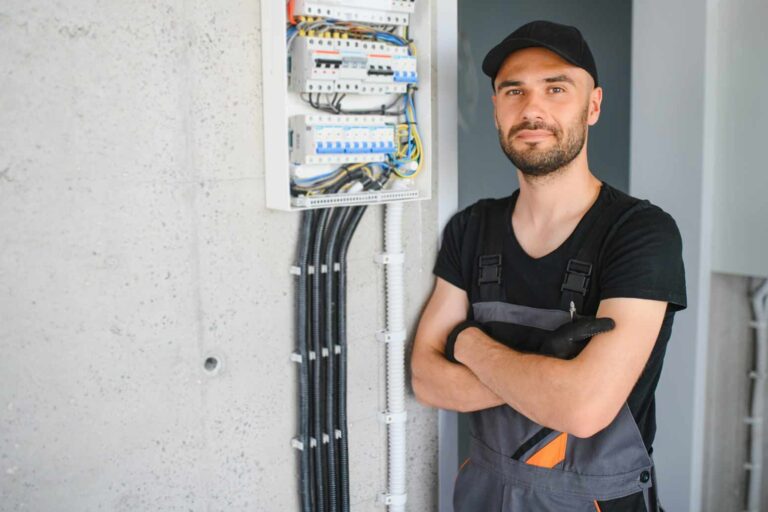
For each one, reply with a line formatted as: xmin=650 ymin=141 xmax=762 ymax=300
xmin=454 ymin=190 xmax=662 ymax=512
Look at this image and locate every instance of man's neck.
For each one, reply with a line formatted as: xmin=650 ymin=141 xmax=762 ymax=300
xmin=514 ymin=155 xmax=602 ymax=229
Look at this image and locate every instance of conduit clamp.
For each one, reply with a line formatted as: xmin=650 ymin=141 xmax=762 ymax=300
xmin=290 ymin=352 xmax=303 ymax=364
xmin=744 ymin=416 xmax=763 ymax=425
xmin=375 ymin=252 xmax=405 ymax=265
xmin=321 ymin=347 xmax=329 ymax=358
xmin=377 ymin=492 xmax=407 ymax=507
xmin=307 ymin=265 xmax=315 ymax=275
xmin=749 ymin=320 xmax=768 ymax=329
xmin=376 ymin=329 xmax=407 ymax=344
xmin=320 ymin=264 xmax=328 ymax=274
xmin=334 ymin=344 xmax=341 ymax=355
xmin=333 ymin=262 xmax=341 ymax=272
xmin=322 ymin=433 xmax=330 ymax=444
xmin=335 ymin=429 xmax=342 ymax=440
xmin=292 ymin=437 xmax=318 ymax=450
xmin=309 ymin=351 xmax=316 ymax=361
xmin=749 ymin=371 xmax=767 ymax=379
xmin=379 ymin=410 xmax=407 ymax=425
xmin=289 ymin=266 xmax=301 ymax=276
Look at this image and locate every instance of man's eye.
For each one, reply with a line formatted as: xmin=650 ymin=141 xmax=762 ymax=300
xmin=506 ymin=89 xmax=522 ymax=96
xmin=550 ymin=87 xmax=564 ymax=93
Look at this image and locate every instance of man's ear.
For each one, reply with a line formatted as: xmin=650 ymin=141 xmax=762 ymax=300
xmin=587 ymin=86 xmax=603 ymax=126
xmin=491 ymin=94 xmax=499 ymax=129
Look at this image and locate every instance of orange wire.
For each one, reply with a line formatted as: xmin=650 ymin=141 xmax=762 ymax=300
xmin=287 ymin=0 xmax=296 ymax=25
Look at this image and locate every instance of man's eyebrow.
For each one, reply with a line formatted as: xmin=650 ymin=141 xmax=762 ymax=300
xmin=495 ymin=75 xmax=576 ymax=92
xmin=543 ymin=74 xmax=576 ymax=85
xmin=495 ymin=80 xmax=523 ymax=91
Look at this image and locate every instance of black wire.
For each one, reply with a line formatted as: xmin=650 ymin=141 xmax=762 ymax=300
xmin=311 ymin=209 xmax=330 ymax=512
xmin=323 ymin=207 xmax=345 ymax=512
xmin=334 ymin=205 xmax=367 ymax=512
xmin=296 ymin=210 xmax=314 ymax=512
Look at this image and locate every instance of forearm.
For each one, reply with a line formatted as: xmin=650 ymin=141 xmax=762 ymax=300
xmin=455 ymin=328 xmax=594 ymax=435
xmin=411 ymin=347 xmax=505 ymax=413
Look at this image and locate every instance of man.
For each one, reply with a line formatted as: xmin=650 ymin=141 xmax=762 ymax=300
xmin=410 ymin=21 xmax=686 ymax=511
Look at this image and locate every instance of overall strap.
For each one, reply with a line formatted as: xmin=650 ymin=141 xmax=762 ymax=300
xmin=559 ymin=195 xmax=651 ymax=315
xmin=473 ymin=193 xmax=516 ymax=303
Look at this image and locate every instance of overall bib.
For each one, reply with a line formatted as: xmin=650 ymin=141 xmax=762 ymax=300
xmin=453 ymin=191 xmax=662 ymax=512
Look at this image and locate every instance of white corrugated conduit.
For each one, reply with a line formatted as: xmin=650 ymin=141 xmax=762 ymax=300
xmin=746 ymin=278 xmax=768 ymax=512
xmin=379 ymin=201 xmax=408 ymax=511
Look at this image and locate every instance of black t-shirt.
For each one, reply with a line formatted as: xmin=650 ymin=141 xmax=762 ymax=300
xmin=433 ymin=182 xmax=687 ymax=452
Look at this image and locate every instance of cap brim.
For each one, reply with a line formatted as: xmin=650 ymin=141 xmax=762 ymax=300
xmin=481 ymin=37 xmax=583 ymax=82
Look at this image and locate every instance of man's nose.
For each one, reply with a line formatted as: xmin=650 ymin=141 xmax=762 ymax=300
xmin=519 ymin=91 xmax=547 ymax=122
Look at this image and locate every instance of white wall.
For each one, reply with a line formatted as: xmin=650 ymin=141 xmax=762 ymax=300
xmin=0 ymin=1 xmax=441 ymax=509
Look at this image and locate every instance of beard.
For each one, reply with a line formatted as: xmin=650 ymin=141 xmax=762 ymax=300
xmin=497 ymin=105 xmax=589 ymax=178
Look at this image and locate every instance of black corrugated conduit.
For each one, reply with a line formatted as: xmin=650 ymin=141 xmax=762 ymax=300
xmin=296 ymin=210 xmax=314 ymax=512
xmin=295 ymin=168 xmax=391 ymax=511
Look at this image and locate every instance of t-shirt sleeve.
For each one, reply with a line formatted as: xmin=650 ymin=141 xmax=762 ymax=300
xmin=433 ymin=208 xmax=470 ymax=291
xmin=599 ymin=205 xmax=687 ymax=312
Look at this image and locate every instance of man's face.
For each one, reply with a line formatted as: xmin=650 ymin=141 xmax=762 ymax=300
xmin=491 ymin=47 xmax=602 ymax=178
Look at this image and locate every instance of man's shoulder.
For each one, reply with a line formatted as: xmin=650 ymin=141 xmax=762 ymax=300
xmin=447 ymin=193 xmax=516 ymax=230
xmin=600 ymin=183 xmax=680 ymax=235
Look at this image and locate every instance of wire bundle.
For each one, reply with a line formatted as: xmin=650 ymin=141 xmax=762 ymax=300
xmin=294 ymin=171 xmax=386 ymax=512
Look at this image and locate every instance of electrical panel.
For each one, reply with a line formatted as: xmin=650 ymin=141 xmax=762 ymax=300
xmin=293 ymin=0 xmax=415 ymax=26
xmin=261 ymin=1 xmax=431 ymax=210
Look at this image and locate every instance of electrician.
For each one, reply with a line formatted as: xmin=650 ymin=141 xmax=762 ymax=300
xmin=411 ymin=20 xmax=686 ymax=511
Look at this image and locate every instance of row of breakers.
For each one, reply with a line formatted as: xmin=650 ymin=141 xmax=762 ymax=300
xmin=289 ymin=115 xmax=397 ymax=166
xmin=290 ymin=37 xmax=417 ymax=95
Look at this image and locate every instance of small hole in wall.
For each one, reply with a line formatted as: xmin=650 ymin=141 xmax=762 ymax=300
xmin=204 ymin=356 xmax=219 ymax=373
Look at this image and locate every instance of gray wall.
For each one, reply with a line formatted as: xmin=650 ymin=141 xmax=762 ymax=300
xmin=0 ymin=1 xmax=440 ymax=510
xmin=457 ymin=0 xmax=632 ymax=207
xmin=630 ymin=0 xmax=711 ymax=510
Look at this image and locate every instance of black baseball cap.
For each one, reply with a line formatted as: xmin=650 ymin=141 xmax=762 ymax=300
xmin=482 ymin=20 xmax=599 ymax=88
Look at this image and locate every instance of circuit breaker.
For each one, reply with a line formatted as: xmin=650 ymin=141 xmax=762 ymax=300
xmin=261 ymin=0 xmax=431 ymax=210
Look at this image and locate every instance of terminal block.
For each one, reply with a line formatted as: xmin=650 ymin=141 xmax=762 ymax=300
xmin=289 ymin=115 xmax=397 ymax=165
xmin=289 ymin=36 xmax=417 ymax=95
xmin=293 ymin=0 xmax=416 ymax=26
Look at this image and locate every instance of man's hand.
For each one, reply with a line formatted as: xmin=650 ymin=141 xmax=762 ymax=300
xmin=538 ymin=316 xmax=616 ymax=359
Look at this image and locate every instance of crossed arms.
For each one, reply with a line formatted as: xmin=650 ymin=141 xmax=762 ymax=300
xmin=410 ymin=277 xmax=668 ymax=438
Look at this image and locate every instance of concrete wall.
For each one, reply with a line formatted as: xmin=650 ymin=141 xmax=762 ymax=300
xmin=0 ymin=1 xmax=440 ymax=510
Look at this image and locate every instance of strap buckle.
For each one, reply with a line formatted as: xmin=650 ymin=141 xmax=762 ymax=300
xmin=561 ymin=259 xmax=592 ymax=295
xmin=478 ymin=254 xmax=502 ymax=285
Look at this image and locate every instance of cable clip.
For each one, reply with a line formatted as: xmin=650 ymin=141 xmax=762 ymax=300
xmin=376 ymin=329 xmax=407 ymax=344
xmin=749 ymin=320 xmax=768 ymax=329
xmin=289 ymin=266 xmax=301 ymax=276
xmin=379 ymin=410 xmax=407 ymax=425
xmin=307 ymin=265 xmax=315 ymax=275
xmin=375 ymin=252 xmax=405 ymax=265
xmin=291 ymin=438 xmax=305 ymax=451
xmin=290 ymin=352 xmax=303 ymax=364
xmin=335 ymin=429 xmax=342 ymax=440
xmin=377 ymin=492 xmax=407 ymax=506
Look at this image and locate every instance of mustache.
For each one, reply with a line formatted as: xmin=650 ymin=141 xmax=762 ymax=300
xmin=507 ymin=121 xmax=559 ymax=138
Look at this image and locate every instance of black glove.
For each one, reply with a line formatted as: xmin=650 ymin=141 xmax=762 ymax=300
xmin=444 ymin=320 xmax=486 ymax=364
xmin=538 ymin=315 xmax=615 ymax=360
